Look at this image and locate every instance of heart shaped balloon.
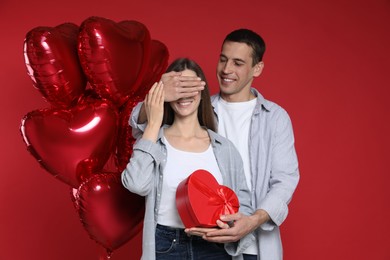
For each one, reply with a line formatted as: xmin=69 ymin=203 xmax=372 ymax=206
xmin=20 ymin=95 xmax=119 ymax=188
xmin=115 ymin=40 xmax=168 ymax=171
xmin=20 ymin=17 xmax=170 ymax=256
xmin=176 ymin=169 xmax=239 ymax=228
xmin=24 ymin=23 xmax=87 ymax=108
xmin=115 ymin=96 xmax=143 ymax=172
xmin=76 ymin=173 xmax=144 ymax=253
xmin=134 ymin=39 xmax=169 ymax=98
xmin=78 ymin=16 xmax=151 ymax=107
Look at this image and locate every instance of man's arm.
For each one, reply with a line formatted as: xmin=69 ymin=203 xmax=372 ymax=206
xmin=185 ymin=209 xmax=270 ymax=243
xmin=136 ymin=71 xmax=205 ymax=124
xmin=256 ymin=109 xmax=300 ymax=229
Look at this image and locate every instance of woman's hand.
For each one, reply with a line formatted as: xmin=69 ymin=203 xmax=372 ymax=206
xmin=142 ymin=81 xmax=164 ymax=142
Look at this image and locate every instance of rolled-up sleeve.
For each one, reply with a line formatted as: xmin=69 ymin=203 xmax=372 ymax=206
xmin=259 ymin=109 xmax=300 ymax=230
xmin=129 ymin=101 xmax=146 ymax=140
xmin=121 ymin=138 xmax=165 ymax=196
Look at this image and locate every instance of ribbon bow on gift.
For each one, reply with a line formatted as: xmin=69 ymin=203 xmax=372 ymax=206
xmin=191 ymin=171 xmax=239 ymax=224
xmin=176 ymin=169 xmax=240 ymax=227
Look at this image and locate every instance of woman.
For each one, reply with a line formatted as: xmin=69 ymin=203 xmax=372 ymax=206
xmin=122 ymin=58 xmax=253 ymax=259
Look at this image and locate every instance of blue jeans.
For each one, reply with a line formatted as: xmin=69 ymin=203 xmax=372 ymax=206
xmin=155 ymin=224 xmax=231 ymax=260
xmin=243 ymin=254 xmax=258 ymax=260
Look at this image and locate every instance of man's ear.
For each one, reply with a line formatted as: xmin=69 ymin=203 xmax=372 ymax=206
xmin=254 ymin=61 xmax=264 ymax=77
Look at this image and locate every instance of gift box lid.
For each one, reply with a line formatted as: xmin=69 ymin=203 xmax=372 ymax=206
xmin=176 ymin=169 xmax=239 ymax=228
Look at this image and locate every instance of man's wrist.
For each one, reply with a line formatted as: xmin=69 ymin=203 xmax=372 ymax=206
xmin=250 ymin=209 xmax=271 ymax=229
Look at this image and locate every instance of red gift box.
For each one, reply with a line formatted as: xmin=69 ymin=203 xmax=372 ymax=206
xmin=176 ymin=169 xmax=239 ymax=228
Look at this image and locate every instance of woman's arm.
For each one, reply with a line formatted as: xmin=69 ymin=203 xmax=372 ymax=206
xmin=121 ymin=82 xmax=165 ymax=196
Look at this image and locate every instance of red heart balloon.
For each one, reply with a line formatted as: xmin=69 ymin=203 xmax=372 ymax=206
xmin=115 ymin=40 xmax=168 ymax=171
xmin=115 ymin=96 xmax=143 ymax=172
xmin=78 ymin=16 xmax=151 ymax=107
xmin=20 ymin=95 xmax=119 ymax=188
xmin=176 ymin=169 xmax=239 ymax=228
xmin=76 ymin=173 xmax=144 ymax=253
xmin=134 ymin=40 xmax=169 ymax=98
xmin=24 ymin=23 xmax=87 ymax=108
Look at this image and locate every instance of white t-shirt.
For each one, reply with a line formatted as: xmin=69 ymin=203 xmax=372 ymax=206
xmin=157 ymin=136 xmax=223 ymax=228
xmin=217 ymin=97 xmax=258 ymax=255
xmin=217 ymin=97 xmax=256 ymax=190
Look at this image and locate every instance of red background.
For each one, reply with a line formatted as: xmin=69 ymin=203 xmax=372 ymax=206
xmin=1 ymin=0 xmax=390 ymax=259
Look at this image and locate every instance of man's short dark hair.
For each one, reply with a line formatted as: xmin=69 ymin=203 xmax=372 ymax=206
xmin=223 ymin=29 xmax=266 ymax=66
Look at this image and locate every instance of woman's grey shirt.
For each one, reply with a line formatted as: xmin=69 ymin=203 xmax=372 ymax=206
xmin=121 ymin=126 xmax=254 ymax=260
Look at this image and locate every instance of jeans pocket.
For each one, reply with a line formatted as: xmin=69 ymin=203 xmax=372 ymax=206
xmin=155 ymin=227 xmax=177 ymax=254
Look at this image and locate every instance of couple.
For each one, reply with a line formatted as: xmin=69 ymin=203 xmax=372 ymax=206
xmin=122 ymin=28 xmax=300 ymax=260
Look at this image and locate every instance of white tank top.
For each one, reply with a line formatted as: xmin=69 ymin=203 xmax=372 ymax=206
xmin=157 ymin=136 xmax=223 ymax=228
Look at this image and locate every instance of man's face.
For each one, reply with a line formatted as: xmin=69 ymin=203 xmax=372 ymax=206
xmin=216 ymin=41 xmax=263 ymax=101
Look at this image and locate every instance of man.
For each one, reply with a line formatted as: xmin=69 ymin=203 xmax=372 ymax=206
xmin=130 ymin=29 xmax=299 ymax=260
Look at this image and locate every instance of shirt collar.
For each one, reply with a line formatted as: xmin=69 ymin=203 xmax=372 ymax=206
xmin=250 ymin=88 xmax=271 ymax=112
xmin=211 ymin=87 xmax=272 ymax=113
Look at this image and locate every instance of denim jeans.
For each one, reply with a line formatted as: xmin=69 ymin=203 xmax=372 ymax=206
xmin=243 ymin=254 xmax=258 ymax=260
xmin=155 ymin=224 xmax=232 ymax=260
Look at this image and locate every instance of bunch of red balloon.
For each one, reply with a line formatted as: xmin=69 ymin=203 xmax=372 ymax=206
xmin=20 ymin=16 xmax=169 ymax=258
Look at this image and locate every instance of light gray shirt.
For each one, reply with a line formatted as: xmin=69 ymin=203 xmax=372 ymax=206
xmin=122 ymin=126 xmax=255 ymax=260
xmin=211 ymin=88 xmax=300 ymax=260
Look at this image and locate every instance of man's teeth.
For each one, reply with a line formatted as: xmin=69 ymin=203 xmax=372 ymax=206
xmin=223 ymin=78 xmax=234 ymax=82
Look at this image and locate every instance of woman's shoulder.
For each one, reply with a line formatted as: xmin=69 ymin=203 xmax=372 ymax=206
xmin=206 ymin=129 xmax=235 ymax=148
xmin=206 ymin=129 xmax=243 ymax=168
